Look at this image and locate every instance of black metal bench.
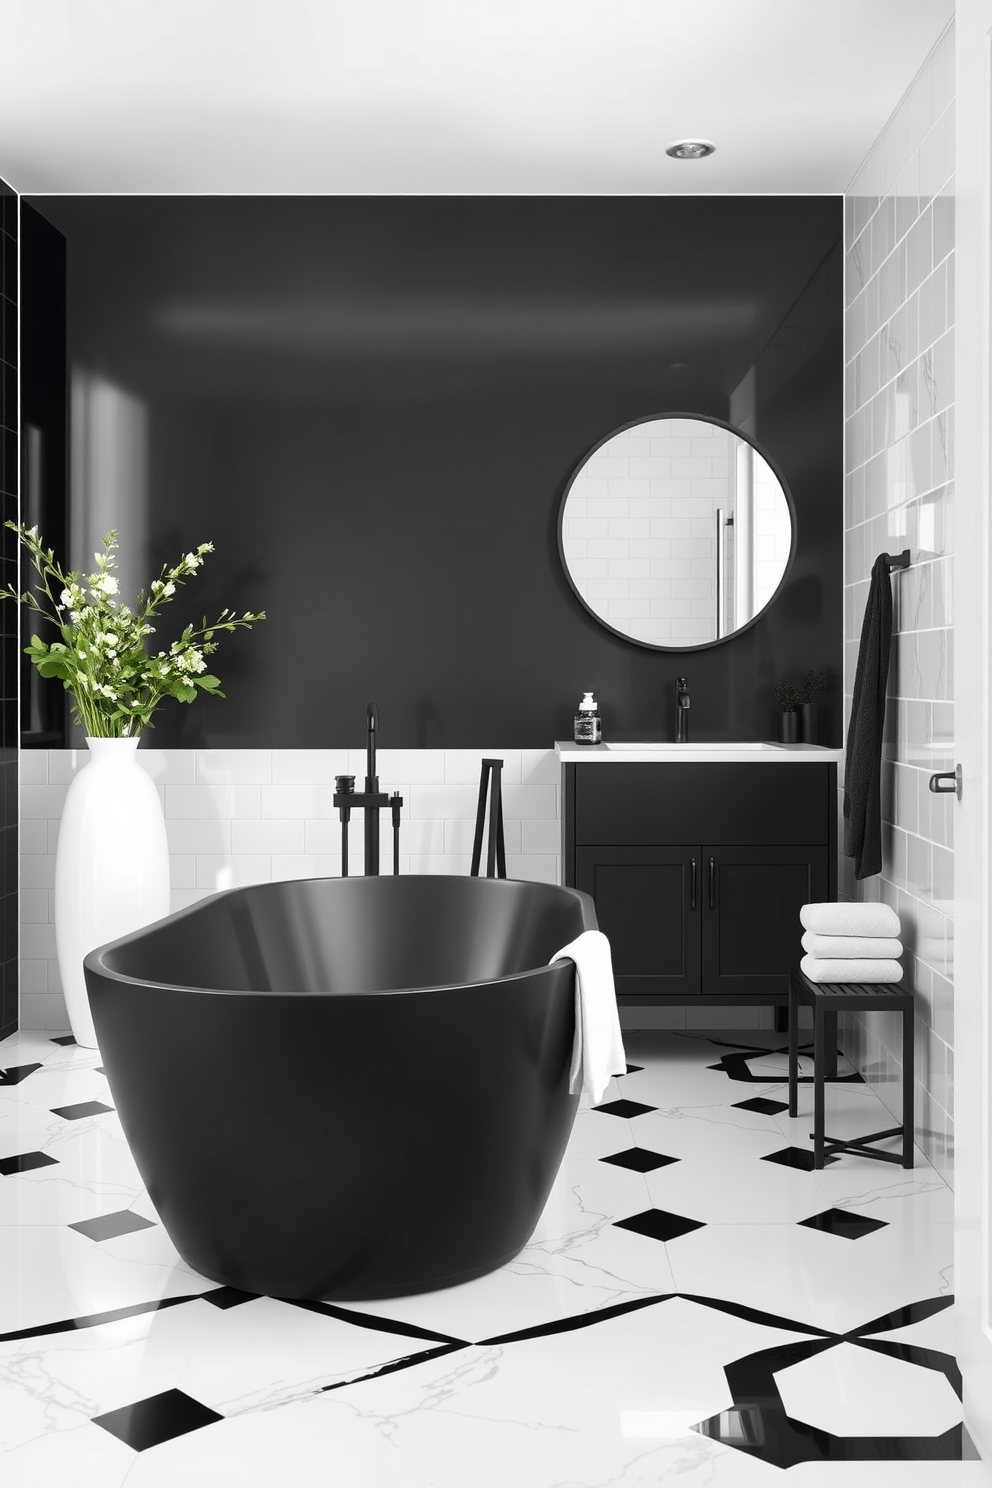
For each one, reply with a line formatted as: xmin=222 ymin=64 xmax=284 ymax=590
xmin=788 ymin=967 xmax=914 ymax=1170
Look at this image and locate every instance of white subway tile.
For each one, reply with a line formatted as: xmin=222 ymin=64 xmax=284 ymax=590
xmin=408 ymin=854 xmax=472 ymax=876
xmin=165 ymin=784 xmax=260 ymax=819
xmin=19 ymin=820 xmax=47 ymax=855
xmin=506 ymin=855 xmax=559 ymax=885
xmin=232 ymin=819 xmax=305 ymax=855
xmin=18 ymin=959 xmax=48 ymax=996
xmin=444 ymin=817 xmax=521 ymax=856
xmin=270 ymin=749 xmax=351 ymax=784
xmin=137 ymin=750 xmax=197 ymax=785
xmin=170 ymin=888 xmax=213 ymax=913
xmin=19 ymin=995 xmax=69 ymax=1031
xmin=194 ymin=855 xmax=271 ymax=889
xmin=18 ymin=753 xmax=48 ymax=785
xmin=196 ymin=749 xmax=272 ymax=785
xmin=501 ymin=785 xmax=557 ymax=820
xmin=304 ymin=818 xmax=340 ymax=855
xmin=167 ymin=819 xmax=231 ymax=855
xmin=442 ymin=750 xmax=521 ymax=786
xmin=520 ymin=749 xmax=558 ymax=786
xmin=20 ymin=855 xmax=55 ymax=890
xmin=46 ymin=751 xmax=90 ymax=785
xmin=20 ymin=923 xmax=56 ymax=959
xmin=19 ymin=786 xmax=66 ymax=820
xmin=398 ymin=817 xmax=445 ymax=855
xmin=18 ymin=889 xmax=49 ymax=924
xmin=520 ymin=817 xmax=561 ymax=855
xmin=271 ymin=854 xmax=341 ymax=880
xmin=259 ymin=785 xmax=325 ymax=819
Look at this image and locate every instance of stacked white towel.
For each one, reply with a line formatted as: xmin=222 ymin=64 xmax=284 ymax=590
xmin=798 ymin=902 xmax=903 ymax=984
xmin=549 ymin=930 xmax=626 ymax=1106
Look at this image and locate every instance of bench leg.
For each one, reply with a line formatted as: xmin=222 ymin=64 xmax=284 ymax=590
xmin=824 ymin=1011 xmax=838 ymax=1079
xmin=902 ymin=1005 xmax=915 ymax=1168
xmin=813 ymin=1000 xmax=826 ymax=1169
xmin=788 ymin=979 xmax=799 ymax=1118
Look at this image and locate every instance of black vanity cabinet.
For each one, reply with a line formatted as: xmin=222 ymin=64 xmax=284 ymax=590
xmin=563 ymin=760 xmax=837 ymax=1008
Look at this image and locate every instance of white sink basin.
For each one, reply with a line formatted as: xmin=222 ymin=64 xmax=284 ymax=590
xmin=603 ymin=740 xmax=782 ymax=752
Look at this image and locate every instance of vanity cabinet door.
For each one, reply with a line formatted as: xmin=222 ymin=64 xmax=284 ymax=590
xmin=701 ymin=844 xmax=828 ymax=996
xmin=574 ymin=846 xmax=701 ymax=997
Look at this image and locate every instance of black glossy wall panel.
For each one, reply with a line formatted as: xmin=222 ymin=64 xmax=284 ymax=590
xmin=0 ymin=177 xmax=17 ymax=1037
xmin=25 ymin=196 xmax=843 ymax=749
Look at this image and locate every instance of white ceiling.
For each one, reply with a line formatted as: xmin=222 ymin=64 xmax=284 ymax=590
xmin=0 ymin=0 xmax=954 ymax=195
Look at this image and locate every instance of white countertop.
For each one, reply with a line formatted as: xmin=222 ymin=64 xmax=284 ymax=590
xmin=555 ymin=740 xmax=843 ymax=764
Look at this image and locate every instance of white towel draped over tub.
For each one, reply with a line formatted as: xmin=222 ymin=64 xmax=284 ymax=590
xmin=799 ymin=901 xmax=901 ymax=939
xmin=549 ymin=930 xmax=626 ymax=1106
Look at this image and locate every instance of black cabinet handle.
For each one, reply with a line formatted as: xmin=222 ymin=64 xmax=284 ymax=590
xmin=690 ymin=857 xmax=697 ymax=911
xmin=709 ymin=857 xmax=715 ymax=910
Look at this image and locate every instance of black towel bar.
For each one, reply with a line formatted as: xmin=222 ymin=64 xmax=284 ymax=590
xmin=883 ymin=549 xmax=911 ymax=572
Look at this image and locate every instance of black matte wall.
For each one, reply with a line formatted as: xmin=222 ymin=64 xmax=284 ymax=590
xmin=0 ymin=179 xmax=18 ymax=1038
xmin=25 ymin=196 xmax=843 ymax=750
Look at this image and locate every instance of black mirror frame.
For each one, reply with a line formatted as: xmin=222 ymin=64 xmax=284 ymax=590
xmin=556 ymin=410 xmax=799 ymax=653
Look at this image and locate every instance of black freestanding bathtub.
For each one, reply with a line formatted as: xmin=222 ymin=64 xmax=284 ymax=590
xmin=84 ymin=875 xmax=596 ymax=1301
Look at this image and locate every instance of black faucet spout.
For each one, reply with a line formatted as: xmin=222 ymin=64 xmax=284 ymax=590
xmin=676 ymin=677 xmax=690 ymax=743
xmin=366 ymin=702 xmax=378 ymax=787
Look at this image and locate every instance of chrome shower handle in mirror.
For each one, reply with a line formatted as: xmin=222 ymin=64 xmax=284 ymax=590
xmin=557 ymin=413 xmax=795 ymax=653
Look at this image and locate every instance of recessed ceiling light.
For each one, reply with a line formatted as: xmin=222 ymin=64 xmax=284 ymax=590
xmin=666 ymin=140 xmax=716 ymax=160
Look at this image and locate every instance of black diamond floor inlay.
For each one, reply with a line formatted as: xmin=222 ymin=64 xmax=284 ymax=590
xmin=798 ymin=1207 xmax=889 ymax=1240
xmin=0 ymin=1063 xmax=42 ymax=1085
xmin=600 ymin=1148 xmax=679 ymax=1173
xmin=69 ymin=1210 xmax=157 ymax=1243
xmin=203 ymin=1286 xmax=258 ymax=1309
xmin=0 ymin=1150 xmax=58 ymax=1177
xmin=625 ymin=1063 xmax=644 ymax=1074
xmin=92 ymin=1388 xmax=224 ymax=1452
xmin=733 ymin=1096 xmax=789 ymax=1116
xmin=613 ymin=1207 xmax=705 ymax=1243
xmin=593 ymin=1098 xmax=657 ymax=1119
xmin=49 ymin=1035 xmax=76 ymax=1046
xmin=762 ymin=1146 xmax=838 ymax=1172
xmin=50 ymin=1100 xmax=115 ymax=1121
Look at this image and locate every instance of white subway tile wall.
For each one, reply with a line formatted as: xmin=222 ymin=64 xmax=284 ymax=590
xmin=842 ymin=20 xmax=954 ymax=1185
xmin=18 ymin=747 xmax=562 ymax=1030
xmin=561 ymin=420 xmax=735 ymax=645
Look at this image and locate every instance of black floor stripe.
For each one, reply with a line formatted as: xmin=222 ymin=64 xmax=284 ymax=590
xmin=283 ymin=1296 xmax=467 ymax=1347
xmin=0 ymin=1291 xmax=212 ymax=1344
xmin=316 ymin=1342 xmax=464 ymax=1393
xmin=479 ymin=1292 xmax=674 ymax=1346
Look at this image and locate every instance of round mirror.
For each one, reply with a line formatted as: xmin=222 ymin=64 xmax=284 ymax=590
xmin=558 ymin=414 xmax=795 ymax=650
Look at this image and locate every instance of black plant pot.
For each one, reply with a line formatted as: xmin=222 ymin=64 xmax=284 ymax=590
xmin=778 ymin=711 xmax=801 ymax=743
xmin=801 ymin=702 xmax=818 ymax=744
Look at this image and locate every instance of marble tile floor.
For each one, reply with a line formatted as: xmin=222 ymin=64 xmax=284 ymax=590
xmin=0 ymin=1025 xmax=984 ymax=1486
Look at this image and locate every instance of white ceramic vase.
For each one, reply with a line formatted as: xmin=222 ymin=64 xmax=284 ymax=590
xmin=54 ymin=737 xmax=171 ymax=1048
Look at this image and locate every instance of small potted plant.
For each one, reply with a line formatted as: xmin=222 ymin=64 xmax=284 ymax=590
xmin=797 ymin=669 xmax=826 ymax=745
xmin=772 ymin=680 xmax=802 ymax=743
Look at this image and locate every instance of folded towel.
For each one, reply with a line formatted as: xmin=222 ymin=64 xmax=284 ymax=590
xmin=549 ymin=930 xmax=626 ymax=1106
xmin=801 ymin=931 xmax=904 ymax=959
xmin=800 ymin=954 xmax=902 ymax=984
xmin=799 ymin=901 xmax=901 ymax=938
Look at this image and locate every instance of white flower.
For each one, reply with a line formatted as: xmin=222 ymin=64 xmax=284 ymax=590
xmin=163 ymin=581 xmax=176 ymax=597
xmin=177 ymin=647 xmax=206 ymax=674
xmin=104 ymin=633 xmax=118 ymax=650
xmin=60 ymin=589 xmax=73 ymax=607
xmin=91 ymin=574 xmax=119 ymax=596
xmin=185 ymin=553 xmax=200 ymax=569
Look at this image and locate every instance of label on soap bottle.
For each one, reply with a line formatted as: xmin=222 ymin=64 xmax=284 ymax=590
xmin=574 ymin=710 xmax=602 ymax=745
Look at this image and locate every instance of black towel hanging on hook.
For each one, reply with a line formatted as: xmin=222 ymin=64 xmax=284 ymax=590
xmin=470 ymin=759 xmax=507 ymax=879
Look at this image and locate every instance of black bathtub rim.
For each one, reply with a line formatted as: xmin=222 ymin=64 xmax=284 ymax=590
xmin=83 ymin=874 xmax=598 ymax=1000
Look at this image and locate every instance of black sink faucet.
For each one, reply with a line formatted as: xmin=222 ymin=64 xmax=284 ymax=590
xmin=676 ymin=677 xmax=691 ymax=743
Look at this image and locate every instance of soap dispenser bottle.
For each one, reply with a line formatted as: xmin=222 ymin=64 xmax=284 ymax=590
xmin=574 ymin=692 xmax=602 ymax=745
